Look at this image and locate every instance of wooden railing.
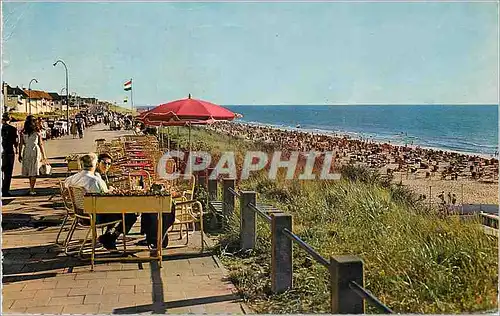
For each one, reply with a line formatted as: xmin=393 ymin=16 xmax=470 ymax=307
xmin=201 ymin=173 xmax=392 ymax=314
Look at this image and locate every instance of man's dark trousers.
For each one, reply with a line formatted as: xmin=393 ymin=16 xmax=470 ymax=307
xmin=2 ymin=153 xmax=15 ymax=195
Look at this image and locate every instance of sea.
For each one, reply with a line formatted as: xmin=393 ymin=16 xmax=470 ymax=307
xmin=223 ymin=105 xmax=499 ymax=157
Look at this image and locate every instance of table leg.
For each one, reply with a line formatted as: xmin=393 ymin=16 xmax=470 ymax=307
xmin=122 ymin=212 xmax=127 ymax=254
xmin=91 ymin=214 xmax=96 ymax=271
xmin=158 ymin=210 xmax=163 ymax=268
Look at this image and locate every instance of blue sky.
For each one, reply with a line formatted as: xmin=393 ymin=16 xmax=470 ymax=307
xmin=2 ymin=1 xmax=498 ymax=106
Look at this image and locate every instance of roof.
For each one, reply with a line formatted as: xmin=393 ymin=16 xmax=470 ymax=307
xmin=48 ymin=92 xmax=62 ymax=101
xmin=3 ymin=84 xmax=28 ymax=97
xmin=22 ymin=89 xmax=53 ymax=100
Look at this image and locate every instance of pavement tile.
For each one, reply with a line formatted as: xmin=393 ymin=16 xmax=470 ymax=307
xmin=2 ymin=289 xmax=37 ymax=300
xmin=34 ymin=288 xmax=71 ymax=299
xmin=2 ymin=283 xmax=26 ymax=292
xmin=98 ymin=301 xmax=136 ymax=314
xmin=68 ymin=286 xmax=103 ymax=296
xmin=5 ymin=305 xmax=27 ymax=313
xmin=2 ymin=299 xmax=15 ymax=309
xmin=48 ymin=295 xmax=84 ymax=306
xmin=43 ymin=274 xmax=76 ymax=282
xmin=22 ymin=280 xmax=58 ymax=291
xmin=55 ymin=279 xmax=89 ymax=288
xmin=74 ymin=271 xmax=108 ymax=280
xmin=102 ymin=284 xmax=135 ymax=294
xmin=118 ymin=293 xmax=153 ymax=305
xmin=120 ymin=277 xmax=157 ymax=286
xmin=87 ymin=278 xmax=121 ymax=287
xmin=62 ymin=303 xmax=100 ymax=314
xmin=204 ymin=302 xmax=245 ymax=314
xmin=25 ymin=305 xmax=64 ymax=314
xmin=84 ymin=294 xmax=119 ymax=305
xmin=10 ymin=296 xmax=51 ymax=308
xmin=106 ymin=270 xmax=139 ymax=279
xmin=91 ymin=263 xmax=123 ymax=271
xmin=165 ymin=306 xmax=192 ymax=314
xmin=163 ymin=290 xmax=187 ymax=302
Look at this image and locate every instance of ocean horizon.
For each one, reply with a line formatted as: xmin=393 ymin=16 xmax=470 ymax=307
xmin=137 ymin=104 xmax=499 ymax=156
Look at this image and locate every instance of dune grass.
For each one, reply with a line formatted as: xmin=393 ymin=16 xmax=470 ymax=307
xmin=169 ymin=126 xmax=498 ymax=313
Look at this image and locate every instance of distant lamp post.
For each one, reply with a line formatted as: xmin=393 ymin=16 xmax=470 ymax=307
xmin=60 ymin=88 xmax=66 ymax=113
xmin=53 ymin=59 xmax=69 ymax=134
xmin=28 ymin=78 xmax=38 ymax=115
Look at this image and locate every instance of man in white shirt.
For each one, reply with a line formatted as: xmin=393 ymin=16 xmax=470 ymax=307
xmin=64 ymin=153 xmax=136 ymax=250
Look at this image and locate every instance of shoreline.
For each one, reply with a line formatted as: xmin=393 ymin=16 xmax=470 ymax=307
xmin=235 ymin=120 xmax=497 ymax=159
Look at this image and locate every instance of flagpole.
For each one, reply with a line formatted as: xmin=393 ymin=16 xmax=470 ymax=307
xmin=130 ymin=78 xmax=134 ymax=113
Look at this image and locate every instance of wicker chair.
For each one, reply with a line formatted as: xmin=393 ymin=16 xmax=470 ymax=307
xmin=166 ymin=175 xmax=204 ymax=249
xmin=65 ymin=186 xmax=122 ymax=257
xmin=55 ymin=179 xmax=75 ymax=245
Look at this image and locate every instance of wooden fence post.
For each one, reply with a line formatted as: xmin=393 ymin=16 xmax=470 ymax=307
xmin=197 ymin=171 xmax=207 ymax=191
xmin=271 ymin=213 xmax=293 ymax=293
xmin=207 ymin=179 xmax=218 ymax=202
xmin=240 ymin=191 xmax=256 ymax=250
xmin=222 ymin=178 xmax=235 ymax=228
xmin=330 ymin=255 xmax=365 ymax=314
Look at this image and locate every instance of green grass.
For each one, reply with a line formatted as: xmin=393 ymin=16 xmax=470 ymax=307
xmin=110 ymin=104 xmax=135 ymax=114
xmin=175 ymin=126 xmax=498 ymax=313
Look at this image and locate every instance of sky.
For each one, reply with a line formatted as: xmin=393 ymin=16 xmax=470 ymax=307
xmin=2 ymin=1 xmax=499 ymax=106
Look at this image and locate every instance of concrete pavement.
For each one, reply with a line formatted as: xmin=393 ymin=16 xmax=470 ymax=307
xmin=2 ymin=124 xmax=247 ymax=314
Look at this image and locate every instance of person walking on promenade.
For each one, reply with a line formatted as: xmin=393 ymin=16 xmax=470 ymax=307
xmin=2 ymin=113 xmax=19 ymax=197
xmin=70 ymin=120 xmax=78 ymax=138
xmin=18 ymin=115 xmax=48 ymax=195
xmin=77 ymin=118 xmax=84 ymax=139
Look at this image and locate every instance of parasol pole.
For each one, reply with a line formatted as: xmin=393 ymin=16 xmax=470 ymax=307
xmin=188 ymin=122 xmax=192 ymax=176
xmin=167 ymin=126 xmax=170 ymax=152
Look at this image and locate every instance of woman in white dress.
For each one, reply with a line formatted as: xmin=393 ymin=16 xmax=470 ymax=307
xmin=18 ymin=115 xmax=48 ymax=195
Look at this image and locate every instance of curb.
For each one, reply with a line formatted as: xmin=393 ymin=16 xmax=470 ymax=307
xmin=202 ymin=232 xmax=253 ymax=314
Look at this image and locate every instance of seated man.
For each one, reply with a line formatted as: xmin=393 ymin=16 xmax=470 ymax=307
xmin=64 ymin=153 xmax=137 ymax=251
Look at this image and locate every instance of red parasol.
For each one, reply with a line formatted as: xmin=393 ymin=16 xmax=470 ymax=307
xmin=142 ymin=94 xmax=236 ymax=122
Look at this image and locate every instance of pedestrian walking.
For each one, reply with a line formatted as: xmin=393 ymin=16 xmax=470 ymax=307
xmin=70 ymin=120 xmax=78 ymax=138
xmin=77 ymin=118 xmax=84 ymax=138
xmin=18 ymin=115 xmax=48 ymax=195
xmin=2 ymin=113 xmax=19 ymax=197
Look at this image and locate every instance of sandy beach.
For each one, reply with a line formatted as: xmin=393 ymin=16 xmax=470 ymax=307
xmin=207 ymin=121 xmax=499 ymax=205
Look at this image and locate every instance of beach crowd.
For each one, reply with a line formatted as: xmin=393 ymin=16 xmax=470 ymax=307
xmin=207 ymin=121 xmax=499 ymax=184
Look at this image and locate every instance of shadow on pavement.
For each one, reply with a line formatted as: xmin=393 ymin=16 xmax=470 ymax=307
xmin=112 ymin=294 xmax=241 ymax=314
xmin=1 ymin=244 xmax=106 ymax=280
xmin=162 ymin=251 xmax=213 ymax=261
xmin=3 ymin=272 xmax=59 ymax=283
xmin=7 ymin=187 xmax=59 ymax=196
xmin=2 ymin=212 xmax=64 ymax=231
xmin=13 ymin=173 xmax=69 ymax=179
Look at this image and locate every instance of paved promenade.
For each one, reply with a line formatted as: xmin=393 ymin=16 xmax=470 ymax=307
xmin=2 ymin=124 xmax=247 ymax=314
